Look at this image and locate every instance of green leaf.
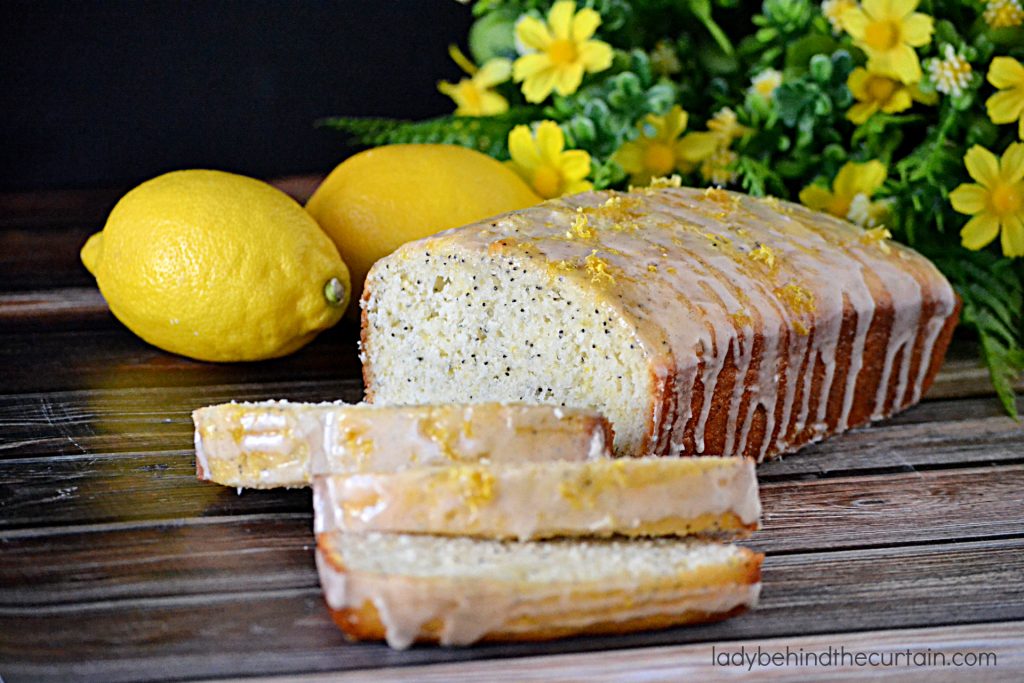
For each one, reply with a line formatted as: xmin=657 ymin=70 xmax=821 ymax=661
xmin=316 ymin=112 xmax=539 ymax=159
xmin=941 ymin=251 xmax=1024 ymax=418
xmin=688 ymin=0 xmax=735 ymax=56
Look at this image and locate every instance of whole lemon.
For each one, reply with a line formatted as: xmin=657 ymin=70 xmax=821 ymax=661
xmin=305 ymin=144 xmax=541 ymax=300
xmin=81 ymin=170 xmax=350 ymax=362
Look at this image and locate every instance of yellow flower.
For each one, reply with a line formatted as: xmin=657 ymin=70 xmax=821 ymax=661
xmin=700 ymin=148 xmax=739 ymax=186
xmin=842 ymin=0 xmax=934 ymax=84
xmin=506 ymin=121 xmax=592 ymax=199
xmin=987 ymin=57 xmax=1024 ymax=140
xmin=799 ymin=160 xmax=889 ymax=226
xmin=984 ymin=0 xmax=1024 ymax=28
xmin=612 ymin=106 xmax=718 ymax=185
xmin=650 ymin=40 xmax=681 ymax=76
xmin=512 ymin=1 xmax=614 ymax=103
xmin=438 ymin=46 xmax=512 ymax=117
xmin=750 ymin=69 xmax=783 ymax=100
xmin=949 ymin=143 xmax=1024 ymax=257
xmin=846 ymin=66 xmax=936 ymax=124
xmin=927 ymin=45 xmax=973 ymax=98
xmin=823 ymin=0 xmax=858 ymax=33
xmin=847 ymin=67 xmax=911 ymax=122
xmin=707 ymin=107 xmax=749 ymax=146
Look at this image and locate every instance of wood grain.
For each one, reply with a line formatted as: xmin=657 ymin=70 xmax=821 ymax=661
xmin=0 ymin=288 xmax=111 ymax=330
xmin=3 ymin=464 xmax=1021 ymax=606
xmin=2 ymin=538 xmax=1021 ymax=682
xmin=218 ymin=622 xmax=1024 ymax=682
xmin=0 ymin=381 xmax=361 ymax=458
xmin=3 ymin=443 xmax=1021 ymax=533
xmin=0 ymin=225 xmax=98 ymax=291
xmin=755 ymin=465 xmax=1024 ymax=553
xmin=0 ymin=451 xmax=310 ymax=530
xmin=0 ymin=374 xmax=1018 ymax=465
xmin=0 ymin=515 xmax=316 ymax=607
xmin=0 ymin=324 xmax=362 ymax=394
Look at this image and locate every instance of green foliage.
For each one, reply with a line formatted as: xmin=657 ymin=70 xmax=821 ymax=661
xmin=940 ymin=251 xmax=1024 ymax=417
xmin=316 ymin=112 xmax=537 ymax=159
xmin=546 ymin=50 xmax=678 ymax=162
xmin=319 ymin=0 xmax=1024 ymax=413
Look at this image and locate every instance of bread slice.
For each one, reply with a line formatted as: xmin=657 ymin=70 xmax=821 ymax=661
xmin=316 ymin=531 xmax=763 ymax=649
xmin=193 ymin=401 xmax=612 ymax=489
xmin=313 ymin=455 xmax=759 ymax=540
xmin=361 ymin=187 xmax=959 ymax=460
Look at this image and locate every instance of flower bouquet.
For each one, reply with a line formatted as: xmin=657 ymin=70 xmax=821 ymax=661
xmin=321 ymin=0 xmax=1024 ymax=414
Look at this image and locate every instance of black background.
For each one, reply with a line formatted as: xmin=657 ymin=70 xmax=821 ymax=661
xmin=0 ymin=0 xmax=473 ymax=191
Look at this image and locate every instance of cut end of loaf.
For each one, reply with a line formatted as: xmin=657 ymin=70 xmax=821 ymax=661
xmin=317 ymin=531 xmax=762 ymax=648
xmin=313 ymin=455 xmax=761 ymax=540
xmin=361 ymin=241 xmax=654 ymax=455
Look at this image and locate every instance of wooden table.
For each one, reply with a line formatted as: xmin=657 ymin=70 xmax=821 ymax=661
xmin=2 ymin=180 xmax=1023 ymax=682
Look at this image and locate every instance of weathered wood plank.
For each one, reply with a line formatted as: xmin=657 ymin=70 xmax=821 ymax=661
xmin=0 ymin=381 xmax=361 ymax=458
xmin=0 ymin=451 xmax=310 ymax=530
xmin=4 ymin=445 xmax=1022 ymax=533
xmin=0 ymin=286 xmax=1015 ymax=401
xmin=0 ymin=515 xmax=316 ymax=607
xmin=755 ymin=465 xmax=1024 ymax=553
xmin=0 ymin=323 xmax=362 ymax=394
xmin=0 ymin=225 xmax=97 ymax=291
xmin=0 ymin=420 xmax=1020 ymax=531
xmin=2 ymin=538 xmax=1022 ymax=682
xmin=221 ymin=622 xmax=1024 ymax=682
xmin=0 ymin=288 xmax=111 ymax=330
xmin=756 ymin=400 xmax=1024 ymax=479
xmin=925 ymin=340 xmax=1024 ymax=400
xmin=1 ymin=370 xmax=1019 ymax=472
xmin=3 ymin=464 xmax=1022 ymax=602
xmin=1 ymin=294 xmax=1019 ymax=401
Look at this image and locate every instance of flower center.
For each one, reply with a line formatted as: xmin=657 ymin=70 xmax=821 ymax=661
xmin=643 ymin=143 xmax=676 ymax=176
xmin=866 ymin=76 xmax=897 ymax=102
xmin=532 ymin=166 xmax=563 ymax=198
xmin=864 ymin=20 xmax=900 ymax=50
xmin=990 ymin=182 xmax=1022 ymax=216
xmin=461 ymin=82 xmax=483 ymax=113
xmin=547 ymin=39 xmax=579 ymax=66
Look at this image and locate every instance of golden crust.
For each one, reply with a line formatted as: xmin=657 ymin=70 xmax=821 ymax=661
xmin=328 ymin=601 xmax=753 ymax=645
xmin=317 ymin=534 xmax=763 ymax=645
xmin=641 ymin=286 xmax=960 ymax=460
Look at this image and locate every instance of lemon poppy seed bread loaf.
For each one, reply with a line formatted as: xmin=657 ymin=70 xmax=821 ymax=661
xmin=316 ymin=531 xmax=763 ymax=649
xmin=313 ymin=455 xmax=760 ymax=541
xmin=193 ymin=401 xmax=612 ymax=488
xmin=361 ymin=186 xmax=959 ymax=460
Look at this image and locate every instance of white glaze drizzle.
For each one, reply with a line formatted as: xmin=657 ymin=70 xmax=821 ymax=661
xmin=313 ymin=456 xmax=761 ymax=539
xmin=193 ymin=402 xmax=610 ymax=487
xmin=315 ymin=544 xmax=760 ymax=650
xmin=400 ymin=187 xmax=956 ymax=461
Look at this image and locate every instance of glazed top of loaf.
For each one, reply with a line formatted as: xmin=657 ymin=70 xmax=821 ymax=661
xmin=373 ymin=186 xmax=957 ymax=460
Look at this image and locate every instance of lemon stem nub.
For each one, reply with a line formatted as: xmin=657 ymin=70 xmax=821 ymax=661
xmin=324 ymin=278 xmax=347 ymax=307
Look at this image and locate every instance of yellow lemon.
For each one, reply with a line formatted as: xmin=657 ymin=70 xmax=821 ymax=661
xmin=306 ymin=144 xmax=541 ymax=301
xmin=81 ymin=170 xmax=350 ymax=362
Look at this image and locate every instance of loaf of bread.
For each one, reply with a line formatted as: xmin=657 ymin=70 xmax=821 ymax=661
xmin=193 ymin=401 xmax=612 ymax=488
xmin=361 ymin=187 xmax=959 ymax=459
xmin=316 ymin=531 xmax=763 ymax=649
xmin=313 ymin=455 xmax=759 ymax=540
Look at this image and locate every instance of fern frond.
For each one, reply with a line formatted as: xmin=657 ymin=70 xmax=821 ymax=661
xmin=941 ymin=250 xmax=1024 ymax=418
xmin=317 ymin=112 xmax=538 ymax=159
